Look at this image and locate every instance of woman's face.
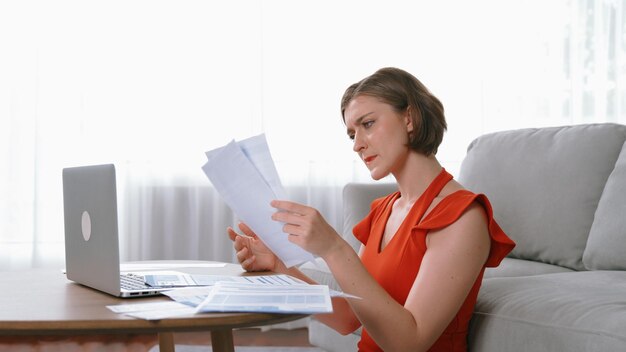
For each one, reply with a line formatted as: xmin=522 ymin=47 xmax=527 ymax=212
xmin=344 ymin=95 xmax=413 ymax=180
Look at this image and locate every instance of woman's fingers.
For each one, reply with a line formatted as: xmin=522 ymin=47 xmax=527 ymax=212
xmin=228 ymin=223 xmax=276 ymax=272
xmin=235 ymin=246 xmax=250 ymax=263
xmin=271 ymin=199 xmax=308 ymax=214
xmin=237 ymin=222 xmax=257 ymax=238
xmin=272 ymin=210 xmax=306 ymax=227
xmin=240 ymin=255 xmax=256 ymax=271
xmin=282 ymin=223 xmax=304 ymax=237
xmin=227 ymin=226 xmax=239 ymax=241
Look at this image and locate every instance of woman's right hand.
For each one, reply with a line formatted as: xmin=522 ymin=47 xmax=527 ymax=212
xmin=227 ymin=222 xmax=281 ymax=272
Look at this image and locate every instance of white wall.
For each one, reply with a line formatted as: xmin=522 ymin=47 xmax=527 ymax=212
xmin=2 ymin=0 xmax=624 ymax=269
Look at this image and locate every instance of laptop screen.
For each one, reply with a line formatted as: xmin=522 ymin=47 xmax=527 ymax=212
xmin=62 ymin=164 xmax=123 ymax=296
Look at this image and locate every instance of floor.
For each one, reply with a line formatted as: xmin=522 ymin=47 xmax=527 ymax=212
xmin=157 ymin=328 xmax=325 ymax=352
xmin=174 ymin=327 xmax=314 ymax=347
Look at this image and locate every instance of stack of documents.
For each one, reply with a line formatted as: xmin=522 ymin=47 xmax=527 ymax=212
xmin=106 ymin=274 xmax=335 ymax=320
xmin=201 ymin=134 xmax=314 ymax=267
xmin=171 ymin=281 xmax=332 ymax=315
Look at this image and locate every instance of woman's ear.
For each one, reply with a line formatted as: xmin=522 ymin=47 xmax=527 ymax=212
xmin=405 ymin=106 xmax=414 ymax=133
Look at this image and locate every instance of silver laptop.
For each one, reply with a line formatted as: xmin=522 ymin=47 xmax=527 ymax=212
xmin=62 ymin=164 xmax=167 ymax=297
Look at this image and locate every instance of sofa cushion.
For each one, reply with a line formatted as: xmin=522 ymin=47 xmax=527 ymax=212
xmin=308 ymin=319 xmax=360 ymax=352
xmin=483 ymin=257 xmax=573 ymax=279
xmin=459 ymin=123 xmax=626 ymax=270
xmin=584 ymin=140 xmax=626 ymax=270
xmin=469 ymin=271 xmax=626 ymax=351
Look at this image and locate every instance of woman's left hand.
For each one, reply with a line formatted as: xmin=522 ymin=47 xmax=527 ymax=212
xmin=270 ymin=199 xmax=343 ymax=258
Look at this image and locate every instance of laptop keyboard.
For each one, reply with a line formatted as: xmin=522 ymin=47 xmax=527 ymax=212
xmin=120 ymin=273 xmax=150 ymax=290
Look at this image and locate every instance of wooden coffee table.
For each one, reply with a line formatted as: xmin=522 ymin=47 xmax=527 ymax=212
xmin=0 ymin=261 xmax=307 ymax=352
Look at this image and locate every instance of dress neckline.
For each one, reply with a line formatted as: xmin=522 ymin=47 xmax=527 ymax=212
xmin=378 ymin=168 xmax=453 ymax=253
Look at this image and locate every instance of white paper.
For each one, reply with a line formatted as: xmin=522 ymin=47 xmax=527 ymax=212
xmin=161 ymin=274 xmax=323 ymax=309
xmin=194 ymin=281 xmax=333 ymax=314
xmin=205 ymin=134 xmax=287 ymax=200
xmin=119 ymin=262 xmax=226 ymax=272
xmin=202 ymin=134 xmax=314 ymax=267
xmin=162 ymin=286 xmax=216 ymax=307
xmin=106 ymin=301 xmax=189 ymax=313
xmin=107 ymin=301 xmax=196 ymax=320
xmin=143 ymin=273 xmax=305 ymax=288
xmin=126 ymin=307 xmax=197 ymax=320
xmin=330 ymin=290 xmax=362 ymax=300
xmin=141 ymin=271 xmax=200 ymax=287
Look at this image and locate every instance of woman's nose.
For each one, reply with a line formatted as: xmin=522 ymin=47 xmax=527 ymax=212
xmin=352 ymin=132 xmax=365 ymax=153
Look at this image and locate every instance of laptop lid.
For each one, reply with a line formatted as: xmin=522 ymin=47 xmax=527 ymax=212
xmin=62 ymin=164 xmax=164 ymax=297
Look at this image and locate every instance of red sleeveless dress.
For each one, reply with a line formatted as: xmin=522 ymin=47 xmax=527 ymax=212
xmin=354 ymin=169 xmax=515 ymax=351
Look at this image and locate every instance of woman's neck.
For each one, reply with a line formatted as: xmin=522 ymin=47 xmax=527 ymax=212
xmin=393 ymin=152 xmax=443 ymax=206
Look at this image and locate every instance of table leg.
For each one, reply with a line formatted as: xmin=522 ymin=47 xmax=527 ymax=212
xmin=158 ymin=332 xmax=175 ymax=352
xmin=211 ymin=329 xmax=235 ymax=352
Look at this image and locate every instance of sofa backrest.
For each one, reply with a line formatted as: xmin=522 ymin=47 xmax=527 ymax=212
xmin=342 ymin=182 xmax=397 ymax=252
xmin=458 ymin=123 xmax=626 ymax=271
xmin=583 ymin=138 xmax=626 ymax=270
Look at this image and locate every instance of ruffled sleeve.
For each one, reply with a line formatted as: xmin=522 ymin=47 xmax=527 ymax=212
xmin=416 ymin=190 xmax=515 ymax=267
xmin=353 ymin=193 xmax=396 ymax=246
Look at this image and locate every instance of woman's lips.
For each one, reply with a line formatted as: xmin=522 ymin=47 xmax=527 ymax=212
xmin=364 ymin=155 xmax=377 ymax=164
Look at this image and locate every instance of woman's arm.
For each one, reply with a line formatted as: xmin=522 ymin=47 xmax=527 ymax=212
xmin=227 ymin=222 xmax=361 ymax=334
xmin=273 ymin=200 xmax=491 ymax=351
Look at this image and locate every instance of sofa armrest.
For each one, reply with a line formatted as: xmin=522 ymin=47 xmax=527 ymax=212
xmin=342 ymin=182 xmax=396 ymax=252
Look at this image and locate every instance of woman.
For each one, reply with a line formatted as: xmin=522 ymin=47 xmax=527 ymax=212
xmin=227 ymin=67 xmax=515 ymax=351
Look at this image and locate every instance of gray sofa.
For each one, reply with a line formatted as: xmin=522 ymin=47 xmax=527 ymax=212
xmin=300 ymin=123 xmax=626 ymax=351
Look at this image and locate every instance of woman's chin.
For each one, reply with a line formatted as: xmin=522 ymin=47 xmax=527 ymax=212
xmin=369 ymin=170 xmax=388 ymax=181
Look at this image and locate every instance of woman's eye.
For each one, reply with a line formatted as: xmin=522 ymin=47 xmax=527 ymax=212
xmin=348 ymin=134 xmax=355 ymax=141
xmin=363 ymin=120 xmax=374 ymax=128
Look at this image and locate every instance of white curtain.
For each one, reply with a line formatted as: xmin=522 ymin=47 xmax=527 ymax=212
xmin=2 ymin=0 xmax=626 ymax=270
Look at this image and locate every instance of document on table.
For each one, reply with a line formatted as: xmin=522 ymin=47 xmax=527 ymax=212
xmin=166 ymin=274 xmax=334 ymax=315
xmin=201 ymin=134 xmax=314 ymax=267
xmin=194 ymin=281 xmax=333 ymax=314
xmin=143 ymin=272 xmax=305 ymax=288
xmin=107 ymin=274 xmax=354 ymax=320
xmin=106 ymin=301 xmax=196 ymax=320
